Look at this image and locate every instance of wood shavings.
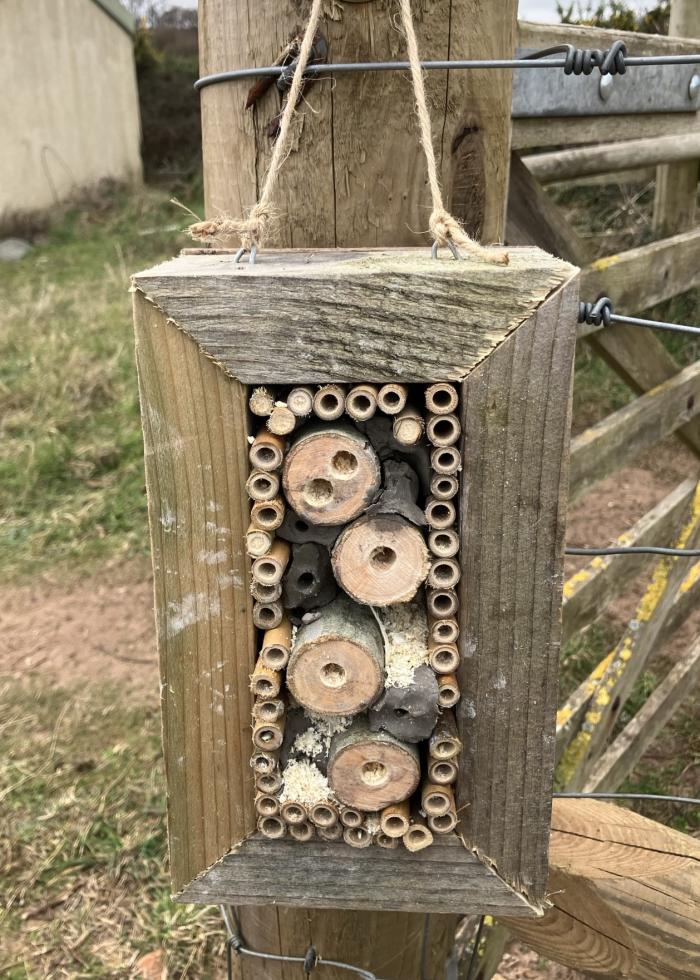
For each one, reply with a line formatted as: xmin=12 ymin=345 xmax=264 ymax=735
xmin=380 ymin=600 xmax=429 ymax=688
xmin=280 ymin=759 xmax=333 ymax=807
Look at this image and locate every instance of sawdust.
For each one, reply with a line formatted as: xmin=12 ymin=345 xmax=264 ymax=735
xmin=379 ymin=600 xmax=429 ymax=688
xmin=279 ymin=759 xmax=333 ymax=807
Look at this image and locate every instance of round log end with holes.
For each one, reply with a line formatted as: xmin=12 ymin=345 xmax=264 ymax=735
xmin=430 ymin=474 xmax=459 ymax=501
xmin=427 ymin=757 xmax=458 ymax=785
xmin=392 ymin=407 xmax=425 ymax=447
xmin=428 ymin=528 xmax=460 ymax=559
xmin=403 ymin=817 xmax=433 ymax=853
xmin=249 ymin=430 xmax=285 ymax=471
xmin=289 ymin=821 xmax=315 ymax=842
xmin=251 ymin=497 xmax=286 ymax=531
xmin=343 ymin=825 xmax=372 ymax=848
xmin=437 ymin=673 xmax=460 ymax=708
xmin=368 ymin=664 xmax=439 ymax=743
xmin=431 ymin=445 xmax=462 ymax=475
xmin=377 ymin=383 xmax=408 ymax=415
xmin=288 ymin=385 xmax=314 ymax=418
xmin=426 ymin=413 xmax=461 ymax=447
xmin=249 ymin=386 xmax=275 ymax=417
xmin=258 ymin=814 xmax=286 ymax=839
xmin=318 ymin=823 xmax=343 ymax=841
xmin=328 ymin=723 xmax=420 ymax=811
xmin=428 ymin=558 xmax=461 ymax=590
xmin=283 ymin=541 xmax=337 ymax=611
xmin=332 ymin=514 xmax=430 ymax=606
xmin=283 ymin=424 xmax=381 ymax=526
xmin=261 ymin=618 xmax=293 ymax=670
xmin=430 ymin=616 xmax=459 ymax=644
xmin=286 ymin=595 xmax=384 ymax=715
xmin=346 ymin=384 xmax=378 ymax=422
xmin=380 ymin=801 xmax=410 ymax=838
xmin=246 ymin=469 xmax=280 ymax=502
xmin=268 ymin=403 xmax=297 ymax=436
xmin=425 ymin=383 xmax=459 ymax=415
xmin=253 ymin=600 xmax=284 ymax=630
xmin=425 ymin=497 xmax=456 ymax=530
xmin=427 ymin=589 xmax=459 ymax=620
xmin=313 ymin=384 xmax=346 ymax=421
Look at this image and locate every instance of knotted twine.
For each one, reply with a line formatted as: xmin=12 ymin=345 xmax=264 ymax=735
xmin=191 ymin=0 xmax=509 ymax=264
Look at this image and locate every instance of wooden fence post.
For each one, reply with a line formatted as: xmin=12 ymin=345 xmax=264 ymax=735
xmin=653 ymin=0 xmax=700 ymax=234
xmin=194 ymin=1 xmax=518 ymax=976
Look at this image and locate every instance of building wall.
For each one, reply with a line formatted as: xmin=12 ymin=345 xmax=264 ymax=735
xmin=0 ymin=0 xmax=142 ymax=221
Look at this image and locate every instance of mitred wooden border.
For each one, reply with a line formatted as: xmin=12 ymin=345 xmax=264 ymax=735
xmin=132 ymin=248 xmax=579 ymax=915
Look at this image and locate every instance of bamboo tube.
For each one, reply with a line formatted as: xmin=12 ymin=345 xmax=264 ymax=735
xmin=427 ymin=589 xmax=459 ymax=620
xmin=249 ymin=430 xmax=285 ymax=471
xmin=249 ymin=386 xmax=275 ymax=417
xmin=250 ymin=580 xmax=282 ymax=603
xmin=428 ymin=710 xmax=462 ymax=760
xmin=380 ymin=801 xmax=410 ymax=839
xmin=339 ymin=806 xmax=364 ymax=828
xmin=427 ymin=529 xmax=459 ymax=559
xmin=431 ymin=445 xmax=462 ymax=475
xmin=288 ymin=386 xmax=315 ymax=418
xmin=425 ymin=497 xmax=456 ymax=530
xmin=425 ymin=383 xmax=458 ymax=415
xmin=429 ymin=473 xmax=459 ymax=501
xmin=403 ymin=812 xmax=433 ymax=852
xmin=256 ymin=770 xmax=284 ymax=794
xmin=426 ymin=413 xmax=461 ymax=447
xmin=280 ymin=800 xmax=308 ymax=825
xmin=428 ymin=805 xmax=458 ymax=835
xmin=251 ymin=750 xmax=279 ymax=775
xmin=283 ymin=424 xmax=381 ymax=526
xmin=250 ymin=660 xmax=282 ymax=698
xmin=429 ymin=617 xmax=459 ymax=644
xmin=252 ymin=717 xmax=285 ymax=751
xmin=313 ymin=384 xmax=346 ymax=421
xmin=429 ymin=643 xmax=460 ymax=675
xmin=377 ymin=383 xmax=408 ymax=415
xmin=309 ymin=801 xmax=339 ymax=828
xmin=392 ymin=406 xmax=424 ymax=446
xmin=260 ymin=618 xmax=293 ymax=671
xmin=258 ymin=814 xmax=286 ymax=839
xmin=437 ymin=673 xmax=460 ymax=708
xmin=289 ymin=821 xmax=315 ymax=842
xmin=328 ymin=721 xmax=420 ymax=811
xmin=343 ymin=825 xmax=372 ymax=849
xmin=428 ymin=558 xmax=461 ymax=590
xmin=246 ymin=469 xmax=280 ymax=502
xmin=427 ymin=757 xmax=459 ymax=785
xmin=376 ymin=831 xmax=400 ymax=849
xmin=251 ymin=497 xmax=286 ymax=531
xmin=318 ymin=823 xmax=343 ymax=841
xmin=252 ymin=539 xmax=291 ymax=586
xmin=253 ymin=697 xmax=286 ymax=724
xmin=422 ymin=783 xmax=453 ymax=817
xmin=255 ymin=793 xmax=280 ymax=817
xmin=253 ymin=600 xmax=283 ymax=630
xmin=246 ymin=524 xmax=273 ymax=558
xmin=268 ymin=402 xmax=297 ymax=436
xmin=346 ymin=383 xmax=378 ymax=422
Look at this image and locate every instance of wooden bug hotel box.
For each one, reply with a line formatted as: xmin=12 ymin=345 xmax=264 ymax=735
xmin=132 ymin=247 xmax=579 ymax=917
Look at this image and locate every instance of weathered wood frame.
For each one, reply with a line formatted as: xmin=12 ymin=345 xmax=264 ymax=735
xmin=133 ymin=246 xmax=579 ymax=916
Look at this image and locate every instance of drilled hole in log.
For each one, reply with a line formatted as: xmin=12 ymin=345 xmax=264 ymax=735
xmin=332 ymin=450 xmax=358 ymax=477
xmin=303 ymin=478 xmax=333 ymax=507
xmin=321 ymin=662 xmax=346 ymax=688
xmin=295 ymin=519 xmax=309 ymax=532
xmin=361 ymin=760 xmax=389 ymax=787
xmin=370 ymin=546 xmax=397 ymax=571
xmin=393 ymin=708 xmax=409 ymax=718
xmin=298 ymin=571 xmax=316 ymax=591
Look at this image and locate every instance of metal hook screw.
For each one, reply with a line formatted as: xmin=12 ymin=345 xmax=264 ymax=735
xmin=431 ymin=240 xmax=463 ymax=261
xmin=234 ymin=245 xmax=258 ymax=266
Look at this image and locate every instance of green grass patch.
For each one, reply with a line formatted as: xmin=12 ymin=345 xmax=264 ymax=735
xmin=0 ymin=188 xmax=202 ymax=581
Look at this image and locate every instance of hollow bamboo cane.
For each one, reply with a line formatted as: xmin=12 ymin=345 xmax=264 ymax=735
xmin=288 ymin=386 xmax=315 ymax=417
xmin=430 ymin=445 xmax=462 ymax=475
xmin=380 ymin=800 xmax=410 ymax=838
xmin=425 ymin=383 xmax=458 ymax=415
xmin=258 ymin=814 xmax=286 ymax=839
xmin=250 ymin=660 xmax=282 ymax=698
xmin=249 ymin=386 xmax=275 ymax=417
xmin=427 ymin=529 xmax=460 ymax=559
xmin=260 ymin=618 xmax=293 ymax=671
xmin=428 ymin=711 xmax=462 ymax=761
xmin=251 ymin=497 xmax=286 ymax=531
xmin=268 ymin=402 xmax=297 ymax=436
xmin=437 ymin=673 xmax=460 ymax=708
xmin=346 ymin=383 xmax=378 ymax=422
xmin=313 ymin=384 xmax=346 ymax=421
xmin=245 ymin=524 xmax=273 ymax=558
xmin=377 ymin=383 xmax=408 ymax=415
xmin=426 ymin=413 xmax=461 ymax=447
xmin=246 ymin=469 xmax=281 ymax=502
xmin=253 ymin=600 xmax=284 ymax=630
xmin=429 ymin=616 xmax=460 ymax=644
xmin=252 ymin=538 xmax=291 ymax=586
xmin=249 ymin=430 xmax=285 ymax=471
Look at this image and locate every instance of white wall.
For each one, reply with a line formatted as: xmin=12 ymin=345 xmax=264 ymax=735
xmin=0 ymin=0 xmax=142 ymax=220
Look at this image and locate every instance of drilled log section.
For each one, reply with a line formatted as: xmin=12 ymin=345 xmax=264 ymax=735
xmin=380 ymin=801 xmax=410 ymax=839
xmin=245 ymin=524 xmax=273 ymax=558
xmin=313 ymin=384 xmax=346 ymax=421
xmin=393 ymin=407 xmax=425 ymax=447
xmin=251 ymin=538 xmax=290 ymax=586
xmin=403 ymin=811 xmax=433 ymax=853
xmin=429 ymin=711 xmax=462 ymax=760
xmin=276 ymin=509 xmax=342 ymax=547
xmin=428 ymin=558 xmax=461 ymax=590
xmin=251 ymin=580 xmax=282 ymax=603
xmin=346 ymin=384 xmax=379 ymax=422
xmin=426 ymin=414 xmax=461 ymax=447
xmin=283 ymin=542 xmax=337 ymax=611
xmin=427 ymin=757 xmax=458 ymax=785
xmin=290 ymin=822 xmax=315 ymax=843
xmin=437 ymin=674 xmax=460 ymax=709
xmin=431 ymin=447 xmax=462 ymax=477
xmin=329 ymin=722 xmax=421 ymax=811
xmin=430 ymin=617 xmax=459 ymax=644
xmin=332 ymin=514 xmax=430 ymax=606
xmin=249 ymin=386 xmax=275 ymax=417
xmin=250 ymin=661 xmax=282 ymax=699
xmin=288 ymin=386 xmax=314 ymax=418
xmin=251 ymin=497 xmax=285 ymax=531
xmin=365 ymin=459 xmax=426 ymax=527
xmin=377 ymin=383 xmax=408 ymax=416
xmin=267 ymin=403 xmax=296 ymax=435
xmin=246 ymin=469 xmax=280 ymax=502
xmin=253 ymin=600 xmax=283 ymax=630
xmin=425 ymin=498 xmax=456 ymax=530
xmin=428 ymin=529 xmax=459 ymax=558
xmin=258 ymin=815 xmax=286 ymax=839
xmin=249 ymin=429 xmax=285 ymax=471
xmin=368 ymin=665 xmax=439 ymax=743
xmin=260 ymin=619 xmax=293 ymax=671
xmin=287 ymin=595 xmax=384 ymax=715
xmin=283 ymin=424 xmax=381 ymax=526
xmin=427 ymin=589 xmax=459 ymax=620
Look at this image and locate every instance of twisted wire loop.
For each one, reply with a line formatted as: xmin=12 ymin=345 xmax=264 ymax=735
xmin=522 ymin=40 xmax=627 ymax=75
xmin=578 ymin=296 xmax=614 ymax=327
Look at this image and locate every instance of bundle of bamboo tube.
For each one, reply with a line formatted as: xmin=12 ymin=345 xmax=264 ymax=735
xmin=244 ymin=380 xmax=464 ymax=849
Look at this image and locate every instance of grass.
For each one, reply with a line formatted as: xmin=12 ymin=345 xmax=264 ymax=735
xmin=0 ymin=185 xmax=202 ymax=582
xmin=0 ymin=682 xmax=224 ymax=979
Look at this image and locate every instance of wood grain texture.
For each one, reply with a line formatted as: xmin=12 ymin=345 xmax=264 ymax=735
xmin=513 ymin=111 xmax=700 ymax=151
xmin=178 ymin=834 xmax=535 ymax=916
xmin=526 ymin=133 xmax=700 ymax=183
xmin=501 ymin=798 xmax=700 ymax=980
xmin=133 ymin=248 xmax=577 ymax=384
xmin=133 ymin=291 xmax=256 ymax=892
xmin=199 ymin=0 xmax=516 ymax=248
xmin=569 ymin=360 xmax=700 ymax=503
xmin=456 ymin=276 xmax=579 ymax=903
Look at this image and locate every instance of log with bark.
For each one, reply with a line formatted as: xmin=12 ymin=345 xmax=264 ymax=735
xmin=328 ymin=719 xmax=420 ymax=811
xmin=368 ymin=664 xmax=439 ymax=743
